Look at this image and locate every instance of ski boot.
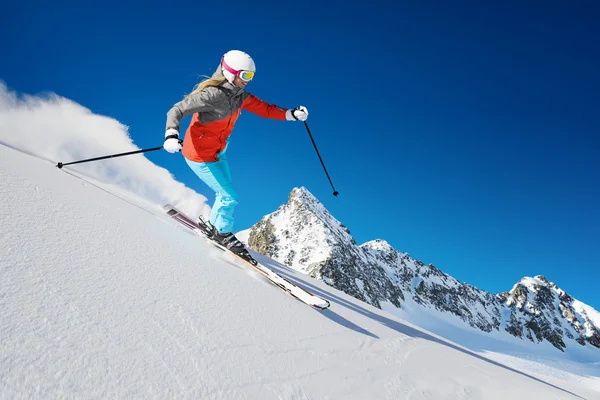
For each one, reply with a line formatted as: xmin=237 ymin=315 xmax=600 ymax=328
xmin=199 ymin=218 xmax=257 ymax=266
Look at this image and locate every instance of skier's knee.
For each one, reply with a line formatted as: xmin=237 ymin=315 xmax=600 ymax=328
xmin=217 ymin=193 xmax=238 ymax=208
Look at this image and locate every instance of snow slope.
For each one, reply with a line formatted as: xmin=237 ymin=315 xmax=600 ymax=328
xmin=2 ymin=143 xmax=599 ymax=398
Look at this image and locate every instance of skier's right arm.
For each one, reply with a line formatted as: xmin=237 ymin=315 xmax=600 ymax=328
xmin=164 ymin=90 xmax=213 ymax=153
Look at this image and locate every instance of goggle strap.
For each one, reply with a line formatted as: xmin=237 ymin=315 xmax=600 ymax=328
xmin=221 ymin=57 xmax=254 ymax=81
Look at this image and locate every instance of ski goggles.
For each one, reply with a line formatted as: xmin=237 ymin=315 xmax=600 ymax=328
xmin=221 ymin=57 xmax=255 ymax=82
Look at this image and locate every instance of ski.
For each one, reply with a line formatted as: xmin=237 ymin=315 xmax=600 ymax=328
xmin=163 ymin=204 xmax=331 ymax=310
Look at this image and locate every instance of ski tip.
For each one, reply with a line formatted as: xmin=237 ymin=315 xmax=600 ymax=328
xmin=310 ymin=299 xmax=331 ymax=311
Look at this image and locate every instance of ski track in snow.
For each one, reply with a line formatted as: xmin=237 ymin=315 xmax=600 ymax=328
xmin=1 ymin=143 xmax=599 ymax=399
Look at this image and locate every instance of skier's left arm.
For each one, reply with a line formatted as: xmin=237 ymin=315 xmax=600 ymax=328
xmin=241 ymin=94 xmax=308 ymax=121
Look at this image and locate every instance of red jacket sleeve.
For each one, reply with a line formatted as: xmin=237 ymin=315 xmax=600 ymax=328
xmin=241 ymin=94 xmax=288 ymax=120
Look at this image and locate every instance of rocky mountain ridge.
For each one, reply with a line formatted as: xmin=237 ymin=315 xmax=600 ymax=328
xmin=247 ymin=187 xmax=600 ymax=352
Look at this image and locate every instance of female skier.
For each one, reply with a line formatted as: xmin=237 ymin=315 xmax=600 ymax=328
xmin=164 ymin=49 xmax=308 ymax=257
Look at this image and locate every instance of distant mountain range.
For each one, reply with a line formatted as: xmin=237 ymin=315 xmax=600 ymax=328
xmin=247 ymin=187 xmax=600 ymax=352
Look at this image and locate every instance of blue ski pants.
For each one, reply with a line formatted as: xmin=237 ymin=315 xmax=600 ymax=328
xmin=185 ymin=150 xmax=238 ymax=234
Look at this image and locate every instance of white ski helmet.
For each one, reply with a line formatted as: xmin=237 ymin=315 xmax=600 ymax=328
xmin=221 ymin=50 xmax=256 ymax=84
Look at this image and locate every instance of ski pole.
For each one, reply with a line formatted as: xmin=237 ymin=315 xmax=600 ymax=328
xmin=303 ymin=121 xmax=339 ymax=196
xmin=56 ymin=146 xmax=163 ymax=169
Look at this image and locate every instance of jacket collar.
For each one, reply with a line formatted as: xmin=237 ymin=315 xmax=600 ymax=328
xmin=219 ymin=81 xmax=245 ymax=97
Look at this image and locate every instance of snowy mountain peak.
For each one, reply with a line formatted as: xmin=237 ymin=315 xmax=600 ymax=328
xmin=362 ymin=239 xmax=394 ymax=252
xmin=247 ymin=187 xmax=353 ymax=275
xmin=360 ymin=240 xmax=402 ymax=266
xmin=520 ymin=275 xmax=552 ymax=288
xmin=289 ymin=186 xmax=318 ymax=204
xmin=248 ymin=189 xmax=406 ymax=307
xmin=516 ymin=275 xmax=569 ymax=300
xmin=499 ymin=275 xmax=600 ymax=350
xmin=360 ymin=239 xmax=398 ymax=259
xmin=284 ymin=187 xmax=348 ymax=236
xmin=286 ymin=187 xmax=333 ymax=221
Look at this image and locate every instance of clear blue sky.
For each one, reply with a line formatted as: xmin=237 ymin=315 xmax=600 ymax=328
xmin=2 ymin=1 xmax=599 ymax=308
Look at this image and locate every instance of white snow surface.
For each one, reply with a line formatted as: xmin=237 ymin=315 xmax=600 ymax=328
xmin=2 ymin=86 xmax=600 ymax=398
xmin=3 ymin=146 xmax=599 ymax=399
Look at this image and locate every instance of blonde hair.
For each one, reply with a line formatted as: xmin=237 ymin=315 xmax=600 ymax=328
xmin=185 ymin=76 xmax=226 ymax=98
xmin=184 ymin=64 xmax=226 ymax=99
